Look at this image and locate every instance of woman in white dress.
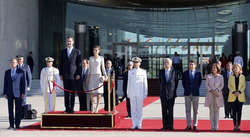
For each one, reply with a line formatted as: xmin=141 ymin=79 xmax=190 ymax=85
xmin=87 ymin=45 xmax=107 ymax=113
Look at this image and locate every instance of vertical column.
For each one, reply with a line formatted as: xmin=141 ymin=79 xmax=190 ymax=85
xmin=212 ymin=33 xmax=215 ymax=57
xmin=136 ymin=33 xmax=139 ymax=56
xmin=232 ymin=21 xmax=248 ymax=74
xmin=188 ymin=38 xmax=190 ymax=64
xmin=88 ymin=26 xmax=100 ymax=57
xmin=74 ymin=22 xmax=88 ymax=58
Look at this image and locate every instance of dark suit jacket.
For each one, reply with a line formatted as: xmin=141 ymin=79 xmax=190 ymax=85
xmin=59 ymin=48 xmax=82 ymax=80
xmin=75 ymin=67 xmax=89 ymax=91
xmin=123 ymin=71 xmax=129 ymax=98
xmin=3 ymin=68 xmax=26 ymax=98
xmin=159 ymin=68 xmax=177 ymax=99
xmin=222 ymin=71 xmax=231 ymax=96
xmin=182 ymin=70 xmax=202 ymax=96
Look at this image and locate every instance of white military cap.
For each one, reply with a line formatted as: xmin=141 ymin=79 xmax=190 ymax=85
xmin=132 ymin=57 xmax=142 ymax=63
xmin=128 ymin=61 xmax=134 ymax=65
xmin=45 ymin=57 xmax=54 ymax=62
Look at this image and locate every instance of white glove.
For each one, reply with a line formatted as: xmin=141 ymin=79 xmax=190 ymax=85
xmin=27 ymin=87 xmax=30 ymax=91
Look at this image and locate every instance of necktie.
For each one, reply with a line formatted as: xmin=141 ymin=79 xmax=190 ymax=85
xmin=165 ymin=70 xmax=169 ymax=81
xmin=82 ymin=69 xmax=85 ymax=78
xmin=11 ymin=69 xmax=15 ymax=78
xmin=68 ymin=48 xmax=71 ymax=57
xmin=106 ymin=69 xmax=110 ymax=76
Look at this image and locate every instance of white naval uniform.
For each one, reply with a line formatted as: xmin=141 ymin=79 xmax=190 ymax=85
xmin=127 ymin=68 xmax=148 ymax=129
xmin=40 ymin=67 xmax=60 ymax=113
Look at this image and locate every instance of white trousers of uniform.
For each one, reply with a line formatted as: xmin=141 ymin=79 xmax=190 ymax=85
xmin=185 ymin=95 xmax=199 ymax=127
xmin=209 ymin=95 xmax=220 ymax=130
xmin=130 ymin=96 xmax=144 ymax=128
xmin=43 ymin=92 xmax=56 ymax=113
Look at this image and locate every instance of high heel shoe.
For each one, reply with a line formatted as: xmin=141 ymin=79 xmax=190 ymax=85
xmin=95 ymin=105 xmax=99 ymax=113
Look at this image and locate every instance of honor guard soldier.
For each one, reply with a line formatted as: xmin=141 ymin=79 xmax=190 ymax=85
xmin=127 ymin=57 xmax=148 ymax=129
xmin=40 ymin=57 xmax=61 ymax=113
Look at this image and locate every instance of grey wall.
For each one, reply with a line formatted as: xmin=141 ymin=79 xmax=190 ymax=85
xmin=0 ymin=0 xmax=39 ymax=93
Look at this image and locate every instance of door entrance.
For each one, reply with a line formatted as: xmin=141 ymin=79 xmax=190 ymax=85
xmin=112 ymin=41 xmax=222 ymax=79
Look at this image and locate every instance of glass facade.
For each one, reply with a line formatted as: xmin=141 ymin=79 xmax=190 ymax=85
xmin=65 ymin=2 xmax=250 ymax=79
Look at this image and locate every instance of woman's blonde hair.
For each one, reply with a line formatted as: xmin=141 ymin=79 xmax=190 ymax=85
xmin=232 ymin=64 xmax=243 ymax=74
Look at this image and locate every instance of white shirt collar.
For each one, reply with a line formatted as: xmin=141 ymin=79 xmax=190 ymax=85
xmin=82 ymin=66 xmax=88 ymax=70
xmin=12 ymin=68 xmax=17 ymax=71
xmin=165 ymin=67 xmax=171 ymax=72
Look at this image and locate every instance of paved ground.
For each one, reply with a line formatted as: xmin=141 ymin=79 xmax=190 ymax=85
xmin=0 ymin=95 xmax=250 ymax=137
xmin=0 ymin=80 xmax=249 ymax=137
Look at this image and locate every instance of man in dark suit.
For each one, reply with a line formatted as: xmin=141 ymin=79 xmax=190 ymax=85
xmin=182 ymin=60 xmax=202 ymax=131
xmin=103 ymin=60 xmax=118 ymax=112
xmin=59 ymin=36 xmax=82 ymax=113
xmin=222 ymin=61 xmax=233 ymax=118
xmin=122 ymin=61 xmax=133 ymax=118
xmin=3 ymin=58 xmax=26 ymax=129
xmin=75 ymin=59 xmax=91 ymax=111
xmin=159 ymin=58 xmax=177 ymax=130
xmin=16 ymin=55 xmax=32 ymax=106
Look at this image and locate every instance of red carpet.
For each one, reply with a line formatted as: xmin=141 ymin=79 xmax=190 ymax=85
xmin=19 ymin=97 xmax=250 ymax=133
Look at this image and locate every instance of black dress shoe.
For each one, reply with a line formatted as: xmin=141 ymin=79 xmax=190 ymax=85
xmin=7 ymin=126 xmax=14 ymax=130
xmin=132 ymin=127 xmax=138 ymax=130
xmin=193 ymin=126 xmax=197 ymax=131
xmin=64 ymin=111 xmax=69 ymax=114
xmin=69 ymin=110 xmax=74 ymax=113
xmin=161 ymin=128 xmax=167 ymax=131
xmin=185 ymin=126 xmax=192 ymax=130
xmin=169 ymin=128 xmax=174 ymax=131
xmin=126 ymin=116 xmax=131 ymax=119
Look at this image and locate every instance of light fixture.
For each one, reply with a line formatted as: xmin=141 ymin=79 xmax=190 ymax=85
xmin=217 ymin=9 xmax=232 ymax=15
xmin=215 ymin=26 xmax=228 ymax=29
xmin=215 ymin=32 xmax=225 ymax=35
xmin=216 ymin=19 xmax=228 ymax=23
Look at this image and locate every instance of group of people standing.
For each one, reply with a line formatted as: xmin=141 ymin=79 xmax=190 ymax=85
xmin=159 ymin=58 xmax=246 ymax=131
xmin=3 ymin=36 xmax=247 ymax=132
xmin=42 ymin=36 xmax=118 ymax=114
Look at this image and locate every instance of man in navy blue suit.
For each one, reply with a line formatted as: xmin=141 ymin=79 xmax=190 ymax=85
xmin=222 ymin=61 xmax=233 ymax=118
xmin=182 ymin=60 xmax=202 ymax=131
xmin=3 ymin=58 xmax=26 ymax=130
